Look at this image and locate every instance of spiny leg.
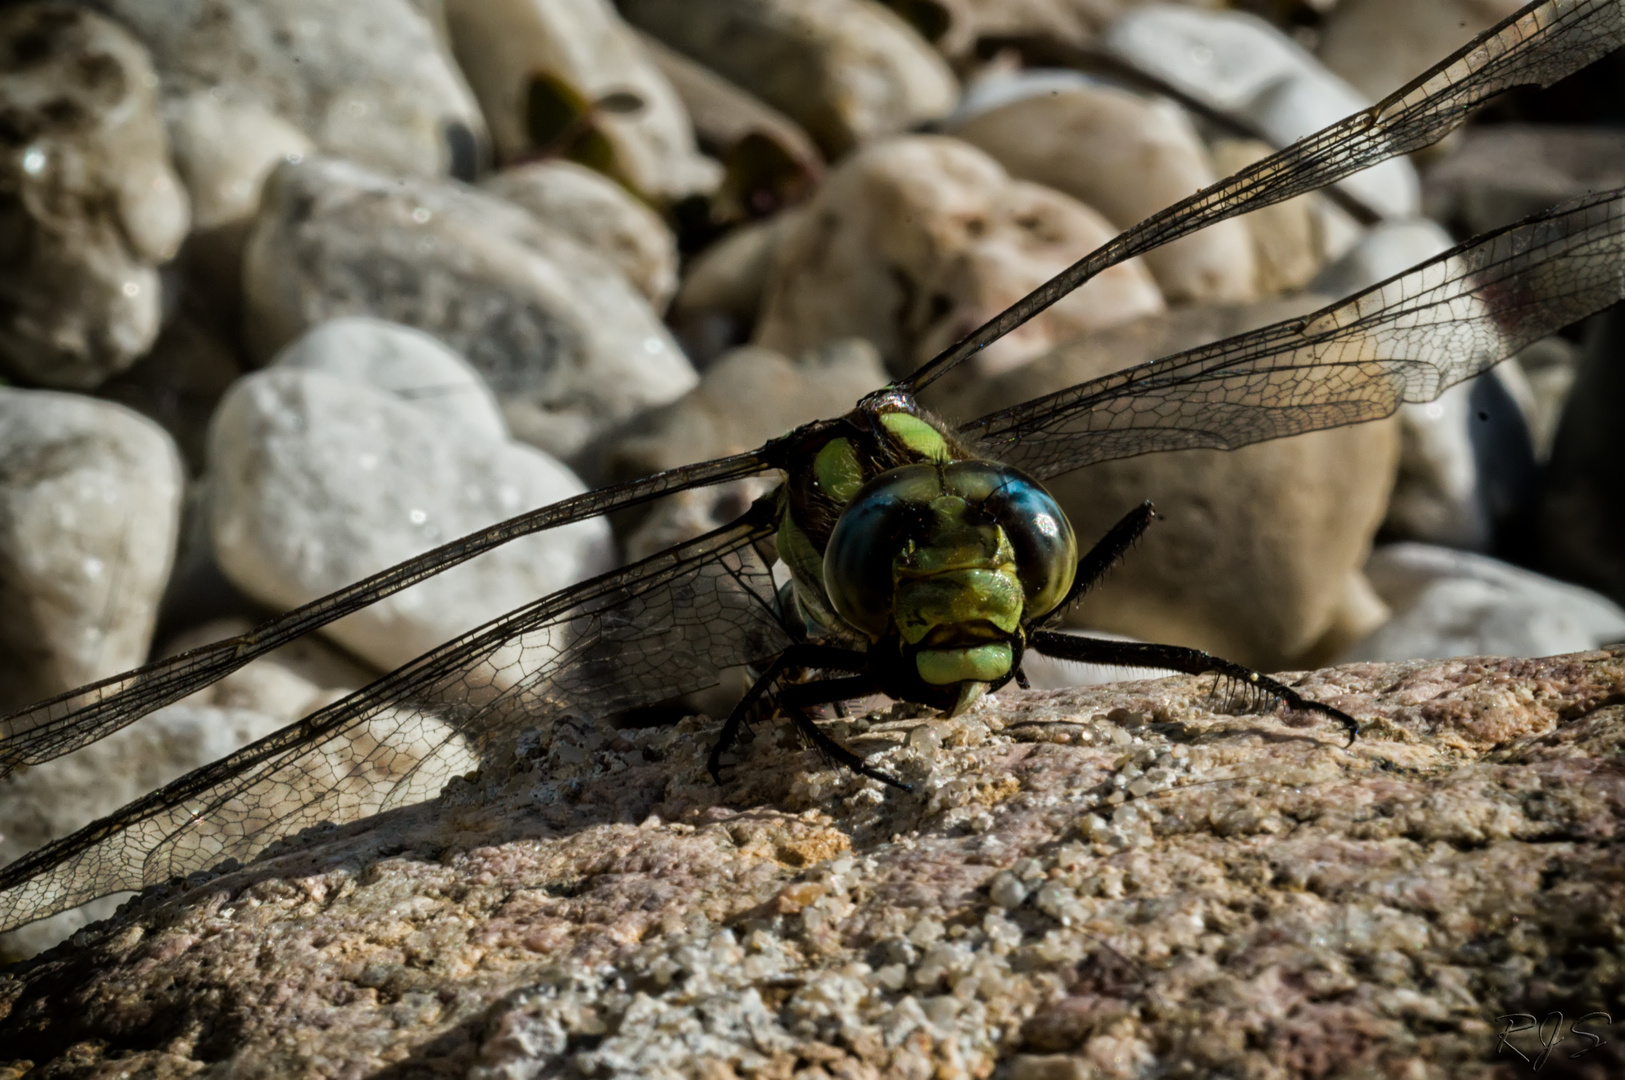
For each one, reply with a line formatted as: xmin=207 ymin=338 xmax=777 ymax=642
xmin=780 ymin=675 xmax=910 ymax=790
xmin=708 ymin=643 xmax=868 ymax=785
xmin=1027 ymin=630 xmax=1359 ymax=745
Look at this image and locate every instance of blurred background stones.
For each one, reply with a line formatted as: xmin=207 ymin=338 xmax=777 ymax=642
xmin=2 ymin=0 xmax=1625 ymax=962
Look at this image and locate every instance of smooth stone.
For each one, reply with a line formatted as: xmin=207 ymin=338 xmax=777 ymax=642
xmin=82 ymin=0 xmax=487 ymax=179
xmin=483 ymin=161 xmax=679 ymax=311
xmin=1306 ymin=218 xmax=1454 ymax=301
xmin=162 ymin=616 xmax=374 ymax=722
xmin=891 ymin=0 xmax=1099 ymax=62
xmin=163 ymin=94 xmax=314 ymax=233
xmin=934 ymin=298 xmax=1399 ymax=671
xmin=1540 ymin=304 xmax=1625 ymax=608
xmin=753 ymin=136 xmax=1164 ymax=382
xmin=1422 ymin=124 xmax=1625 ymax=236
xmin=272 ymin=316 xmax=507 ymax=441
xmin=952 ymin=81 xmax=1258 ymax=304
xmin=1317 ymin=0 xmax=1526 ymax=103
xmin=636 ymin=30 xmax=822 ymax=221
xmin=0 ymin=701 xmax=287 ymax=962
xmin=442 ymin=0 xmax=719 ymax=201
xmin=243 ymin=156 xmax=697 ymax=463
xmin=206 ymin=368 xmax=615 ymax=672
xmin=617 ymin=0 xmax=959 ymax=158
xmin=0 ymin=391 xmax=184 ymax=712
xmin=668 ymin=210 xmax=802 ymax=364
xmin=600 ymin=340 xmax=890 ymax=559
xmin=1102 ymin=4 xmax=1420 ymax=221
xmin=1342 ymin=543 xmax=1625 ymax=662
xmin=0 ymin=6 xmax=189 ymax=388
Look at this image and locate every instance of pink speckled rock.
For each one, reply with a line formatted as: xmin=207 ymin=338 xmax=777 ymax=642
xmin=2 ymin=650 xmax=1622 ymax=1078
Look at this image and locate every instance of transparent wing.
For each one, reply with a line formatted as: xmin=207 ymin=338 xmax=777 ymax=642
xmin=960 ymin=192 xmax=1625 ymax=477
xmin=901 ymin=0 xmax=1625 ymax=394
xmin=0 ymin=512 xmax=787 ymax=932
xmin=0 ymin=449 xmax=777 ymax=779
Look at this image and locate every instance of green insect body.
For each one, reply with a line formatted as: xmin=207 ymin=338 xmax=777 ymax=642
xmin=775 ymin=399 xmax=1078 ymax=711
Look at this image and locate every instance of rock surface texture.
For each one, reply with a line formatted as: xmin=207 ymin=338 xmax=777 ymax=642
xmin=0 ymin=5 xmax=189 ymax=388
xmin=2 ymin=650 xmax=1623 ymax=1077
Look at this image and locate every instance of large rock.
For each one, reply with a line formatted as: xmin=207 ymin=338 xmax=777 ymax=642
xmin=483 ymin=160 xmax=680 ymax=311
xmin=952 ymin=80 xmax=1258 ymax=305
xmin=1102 ymin=3 xmax=1419 ymax=221
xmin=81 ymin=0 xmax=486 ymax=180
xmin=932 ymin=298 xmax=1399 ymax=671
xmin=1344 ymin=544 xmax=1625 ymax=663
xmin=669 ymin=210 xmax=802 ymax=363
xmin=754 ymin=136 xmax=1165 ymax=382
xmin=442 ymin=0 xmax=719 ymax=201
xmin=617 ymin=0 xmax=959 ymax=158
xmin=0 ymin=701 xmax=288 ymax=963
xmin=243 ymin=157 xmax=698 ymax=462
xmin=1317 ymin=0 xmax=1527 ymax=103
xmin=0 ymin=391 xmax=184 ymax=713
xmin=271 ymin=316 xmax=508 ymax=441
xmin=206 ymin=367 xmax=616 ymax=672
xmin=0 ymin=5 xmax=189 ymax=388
xmin=5 ymin=650 xmax=1625 ymax=1075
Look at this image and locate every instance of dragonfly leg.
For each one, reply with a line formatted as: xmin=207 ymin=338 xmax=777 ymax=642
xmin=1026 ymin=630 xmax=1359 ymax=746
xmin=1042 ymin=501 xmax=1156 ymax=624
xmin=708 ymin=643 xmax=867 ymax=786
xmin=780 ymin=675 xmax=909 ymax=790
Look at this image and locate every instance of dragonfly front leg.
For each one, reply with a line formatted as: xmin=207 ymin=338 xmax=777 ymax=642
xmin=1026 ymin=630 xmax=1360 ymax=746
xmin=708 ymin=643 xmax=872 ymax=785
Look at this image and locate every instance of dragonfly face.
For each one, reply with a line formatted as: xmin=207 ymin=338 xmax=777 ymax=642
xmin=776 ymin=398 xmax=1079 ymax=714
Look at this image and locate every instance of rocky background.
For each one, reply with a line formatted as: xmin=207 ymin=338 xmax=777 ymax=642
xmin=0 ymin=0 xmax=1623 ymax=1075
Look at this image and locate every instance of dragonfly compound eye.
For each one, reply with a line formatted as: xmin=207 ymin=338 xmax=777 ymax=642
xmin=822 ymin=462 xmax=1078 ymax=648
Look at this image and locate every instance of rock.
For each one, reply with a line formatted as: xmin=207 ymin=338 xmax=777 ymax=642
xmin=1539 ymin=304 xmax=1625 ymax=608
xmin=617 ymin=0 xmax=959 ymax=158
xmin=82 ymin=0 xmax=486 ymax=179
xmin=1510 ymin=335 xmax=1578 ymax=464
xmin=6 ymin=649 xmax=1625 ymax=1074
xmin=932 ymin=298 xmax=1398 ymax=671
xmin=1209 ymin=137 xmax=1325 ymax=296
xmin=952 ymin=81 xmax=1258 ymax=304
xmin=483 ymin=160 xmax=679 ymax=311
xmin=1102 ymin=3 xmax=1420 ymax=221
xmin=1423 ymin=124 xmax=1625 ymax=236
xmin=753 ymin=136 xmax=1165 ymax=382
xmin=1317 ymin=0 xmax=1526 ymax=103
xmin=97 ymin=312 xmax=245 ymax=475
xmin=271 ymin=316 xmax=507 ymax=441
xmin=441 ymin=0 xmax=719 ymax=202
xmin=1306 ymin=218 xmax=1454 ymax=302
xmin=636 ymin=30 xmax=822 ymax=221
xmin=1343 ymin=544 xmax=1625 ymax=663
xmin=205 ymin=367 xmax=615 ymax=672
xmin=242 ymin=156 xmax=697 ymax=463
xmin=0 ymin=701 xmax=288 ymax=962
xmin=0 ymin=391 xmax=184 ymax=713
xmin=669 ymin=210 xmax=802 ymax=364
xmin=600 ymin=340 xmax=891 ymax=558
xmin=0 ymin=5 xmax=189 ymax=389
xmin=161 ymin=92 xmax=314 ymax=311
xmin=161 ymin=616 xmax=374 ymax=723
xmin=879 ymin=0 xmax=1099 ymax=63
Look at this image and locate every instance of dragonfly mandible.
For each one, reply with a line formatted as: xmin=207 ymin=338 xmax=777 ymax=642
xmin=2 ymin=0 xmax=1624 ymax=935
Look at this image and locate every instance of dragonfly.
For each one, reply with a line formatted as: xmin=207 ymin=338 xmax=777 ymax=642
xmin=3 ymin=0 xmax=1625 ymax=937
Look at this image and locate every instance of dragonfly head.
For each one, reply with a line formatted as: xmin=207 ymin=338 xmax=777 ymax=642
xmin=823 ymin=460 xmax=1077 ymax=696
